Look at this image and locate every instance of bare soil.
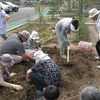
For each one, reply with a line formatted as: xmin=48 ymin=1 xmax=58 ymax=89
xmin=0 ymin=17 xmax=100 ymax=100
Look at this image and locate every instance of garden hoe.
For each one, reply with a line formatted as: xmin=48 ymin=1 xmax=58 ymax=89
xmin=63 ymin=34 xmax=73 ymax=67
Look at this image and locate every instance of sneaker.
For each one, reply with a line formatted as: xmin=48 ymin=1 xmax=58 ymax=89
xmin=60 ymin=54 xmax=66 ymax=59
xmin=36 ymin=90 xmax=44 ymax=95
xmin=95 ymin=56 xmax=100 ymax=60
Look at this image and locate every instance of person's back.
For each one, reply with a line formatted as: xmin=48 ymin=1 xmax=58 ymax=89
xmin=0 ymin=34 xmax=24 ymax=55
xmin=80 ymin=86 xmax=100 ymax=100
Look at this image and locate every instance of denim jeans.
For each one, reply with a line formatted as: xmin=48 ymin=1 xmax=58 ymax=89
xmin=55 ymin=26 xmax=66 ymax=55
xmin=29 ymin=72 xmax=47 ymax=90
xmin=1 ymin=34 xmax=8 ymax=40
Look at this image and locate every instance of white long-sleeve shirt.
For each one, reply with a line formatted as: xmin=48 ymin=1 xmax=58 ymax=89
xmin=96 ymin=14 xmax=100 ymax=34
xmin=56 ymin=18 xmax=72 ymax=42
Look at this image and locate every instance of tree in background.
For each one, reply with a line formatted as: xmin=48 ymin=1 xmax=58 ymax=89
xmin=92 ymin=0 xmax=100 ymax=5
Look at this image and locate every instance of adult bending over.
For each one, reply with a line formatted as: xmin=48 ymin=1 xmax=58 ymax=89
xmin=26 ymin=50 xmax=61 ymax=95
xmin=0 ymin=30 xmax=33 ymax=64
xmin=55 ymin=17 xmax=79 ymax=58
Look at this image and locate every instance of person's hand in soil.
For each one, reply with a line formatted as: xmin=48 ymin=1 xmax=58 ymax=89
xmin=26 ymin=69 xmax=32 ymax=82
xmin=12 ymin=84 xmax=23 ymax=90
xmin=10 ymin=72 xmax=17 ymax=77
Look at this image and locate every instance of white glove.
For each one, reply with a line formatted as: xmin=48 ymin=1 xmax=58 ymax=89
xmin=13 ymin=84 xmax=23 ymax=90
xmin=10 ymin=72 xmax=16 ymax=77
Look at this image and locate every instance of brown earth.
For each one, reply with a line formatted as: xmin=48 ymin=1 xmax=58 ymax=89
xmin=0 ymin=17 xmax=100 ymax=100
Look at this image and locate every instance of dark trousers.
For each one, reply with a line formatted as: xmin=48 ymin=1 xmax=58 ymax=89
xmin=29 ymin=72 xmax=47 ymax=90
xmin=96 ymin=40 xmax=100 ymax=56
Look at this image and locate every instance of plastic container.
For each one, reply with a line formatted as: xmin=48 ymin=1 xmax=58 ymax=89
xmin=78 ymin=41 xmax=92 ymax=51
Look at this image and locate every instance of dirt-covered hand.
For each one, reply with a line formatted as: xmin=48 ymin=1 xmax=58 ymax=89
xmin=10 ymin=72 xmax=16 ymax=77
xmin=13 ymin=84 xmax=23 ymax=90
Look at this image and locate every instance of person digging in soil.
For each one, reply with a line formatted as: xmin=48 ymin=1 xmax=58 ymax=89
xmin=0 ymin=54 xmax=23 ymax=90
xmin=80 ymin=86 xmax=100 ymax=100
xmin=0 ymin=30 xmax=33 ymax=64
xmin=55 ymin=17 xmax=79 ymax=59
xmin=26 ymin=50 xmax=61 ymax=95
xmin=38 ymin=85 xmax=60 ymax=100
xmin=89 ymin=8 xmax=100 ymax=61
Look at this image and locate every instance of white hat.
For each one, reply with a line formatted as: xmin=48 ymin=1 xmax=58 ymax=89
xmin=70 ymin=23 xmax=79 ymax=32
xmin=34 ymin=50 xmax=48 ymax=61
xmin=19 ymin=30 xmax=30 ymax=39
xmin=89 ymin=8 xmax=100 ymax=18
xmin=0 ymin=54 xmax=14 ymax=67
xmin=30 ymin=31 xmax=39 ymax=39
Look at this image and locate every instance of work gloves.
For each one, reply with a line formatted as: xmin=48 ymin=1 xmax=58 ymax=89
xmin=12 ymin=84 xmax=23 ymax=90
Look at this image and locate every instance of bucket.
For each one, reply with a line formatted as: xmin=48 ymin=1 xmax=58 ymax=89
xmin=78 ymin=41 xmax=92 ymax=51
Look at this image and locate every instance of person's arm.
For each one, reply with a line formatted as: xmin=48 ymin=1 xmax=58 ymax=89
xmin=61 ymin=27 xmax=70 ymax=46
xmin=3 ymin=13 xmax=10 ymax=24
xmin=96 ymin=17 xmax=100 ymax=39
xmin=16 ymin=43 xmax=33 ymax=61
xmin=0 ymin=68 xmax=23 ymax=90
xmin=26 ymin=69 xmax=32 ymax=81
xmin=4 ymin=67 xmax=16 ymax=77
xmin=4 ymin=67 xmax=10 ymax=76
xmin=20 ymin=53 xmax=33 ymax=61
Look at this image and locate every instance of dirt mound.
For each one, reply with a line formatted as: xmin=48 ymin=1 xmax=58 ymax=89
xmin=1 ymin=23 xmax=100 ymax=100
xmin=0 ymin=45 xmax=100 ymax=100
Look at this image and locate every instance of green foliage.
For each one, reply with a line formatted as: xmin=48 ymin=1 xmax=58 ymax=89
xmin=3 ymin=88 xmax=15 ymax=96
xmin=24 ymin=14 xmax=34 ymax=33
xmin=70 ymin=32 xmax=79 ymax=42
xmin=92 ymin=0 xmax=100 ymax=4
xmin=8 ymin=77 xmax=17 ymax=83
xmin=77 ymin=0 xmax=87 ymax=40
xmin=34 ymin=4 xmax=47 ymax=27
xmin=79 ymin=17 xmax=87 ymax=36
xmin=39 ymin=30 xmax=53 ymax=42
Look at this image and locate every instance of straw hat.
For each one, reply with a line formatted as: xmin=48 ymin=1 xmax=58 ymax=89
xmin=0 ymin=54 xmax=14 ymax=67
xmin=89 ymin=8 xmax=100 ymax=18
xmin=30 ymin=31 xmax=39 ymax=39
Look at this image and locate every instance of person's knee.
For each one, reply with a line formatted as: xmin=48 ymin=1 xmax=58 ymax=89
xmin=29 ymin=72 xmax=35 ymax=79
xmin=13 ymin=57 xmax=22 ymax=64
